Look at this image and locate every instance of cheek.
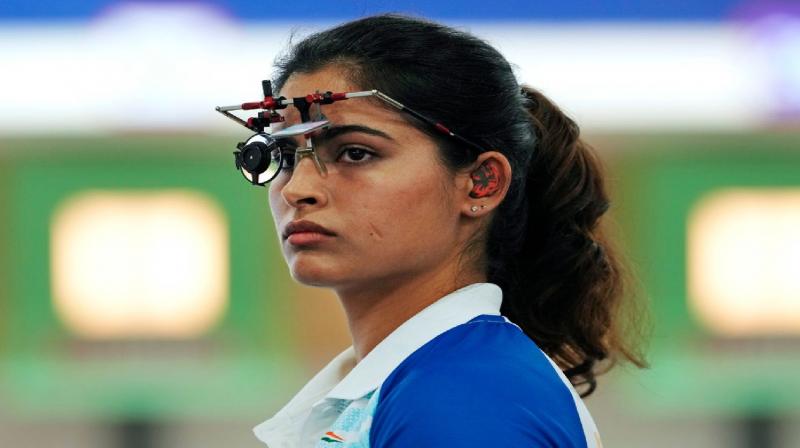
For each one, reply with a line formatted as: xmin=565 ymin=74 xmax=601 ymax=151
xmin=354 ymin=168 xmax=454 ymax=246
xmin=268 ymin=183 xmax=285 ymax=224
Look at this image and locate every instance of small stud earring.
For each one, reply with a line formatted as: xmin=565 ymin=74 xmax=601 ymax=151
xmin=470 ymin=205 xmax=478 ymax=212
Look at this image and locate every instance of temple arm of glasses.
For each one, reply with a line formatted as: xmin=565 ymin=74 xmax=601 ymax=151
xmin=367 ymin=90 xmax=487 ymax=154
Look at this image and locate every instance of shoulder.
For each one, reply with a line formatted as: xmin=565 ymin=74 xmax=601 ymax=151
xmin=369 ymin=315 xmax=591 ymax=447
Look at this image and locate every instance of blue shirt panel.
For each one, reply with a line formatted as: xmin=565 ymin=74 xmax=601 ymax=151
xmin=369 ymin=315 xmax=588 ymax=447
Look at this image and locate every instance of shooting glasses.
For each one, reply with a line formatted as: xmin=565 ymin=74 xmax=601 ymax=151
xmin=215 ymin=80 xmax=488 ymax=186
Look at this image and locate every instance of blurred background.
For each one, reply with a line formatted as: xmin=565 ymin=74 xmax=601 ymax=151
xmin=1 ymin=1 xmax=799 ymax=447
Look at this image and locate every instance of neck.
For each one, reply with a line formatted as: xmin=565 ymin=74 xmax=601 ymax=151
xmin=334 ymin=263 xmax=486 ymax=362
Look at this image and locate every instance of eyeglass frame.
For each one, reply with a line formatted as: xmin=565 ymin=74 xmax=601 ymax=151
xmin=215 ymin=81 xmax=489 ymax=186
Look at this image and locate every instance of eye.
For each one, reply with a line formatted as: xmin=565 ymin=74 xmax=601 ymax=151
xmin=337 ymin=146 xmax=375 ymax=164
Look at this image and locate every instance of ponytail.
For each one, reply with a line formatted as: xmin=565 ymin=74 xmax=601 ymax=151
xmin=490 ymin=85 xmax=649 ymax=397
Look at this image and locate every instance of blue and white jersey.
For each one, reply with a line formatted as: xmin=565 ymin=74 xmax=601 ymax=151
xmin=254 ymin=283 xmax=603 ymax=447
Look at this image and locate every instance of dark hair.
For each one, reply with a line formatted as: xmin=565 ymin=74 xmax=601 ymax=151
xmin=273 ymin=14 xmax=649 ymax=397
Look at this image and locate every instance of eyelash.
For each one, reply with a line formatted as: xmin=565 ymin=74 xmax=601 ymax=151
xmin=336 ymin=146 xmax=376 ymax=164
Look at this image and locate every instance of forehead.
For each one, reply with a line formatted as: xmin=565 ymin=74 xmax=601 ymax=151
xmin=276 ymin=66 xmax=409 ymax=129
xmin=278 ymin=65 xmax=358 ymax=99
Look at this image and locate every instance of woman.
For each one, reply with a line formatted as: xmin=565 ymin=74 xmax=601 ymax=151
xmin=247 ymin=13 xmax=648 ymax=448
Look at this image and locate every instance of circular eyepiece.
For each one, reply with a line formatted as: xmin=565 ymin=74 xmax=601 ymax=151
xmin=234 ymin=133 xmax=282 ymax=186
xmin=241 ymin=141 xmax=271 ymax=172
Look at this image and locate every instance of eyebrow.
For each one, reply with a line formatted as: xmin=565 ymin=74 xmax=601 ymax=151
xmin=319 ymin=124 xmax=394 ymax=142
xmin=281 ymin=124 xmax=395 ymax=147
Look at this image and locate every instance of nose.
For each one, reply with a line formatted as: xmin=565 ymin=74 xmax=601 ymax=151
xmin=280 ymin=152 xmax=328 ymax=209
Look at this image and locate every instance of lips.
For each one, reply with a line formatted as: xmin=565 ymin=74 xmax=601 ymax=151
xmin=282 ymin=219 xmax=336 ymax=240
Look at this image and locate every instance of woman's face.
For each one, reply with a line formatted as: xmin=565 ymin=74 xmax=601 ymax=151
xmin=268 ymin=65 xmax=472 ymax=292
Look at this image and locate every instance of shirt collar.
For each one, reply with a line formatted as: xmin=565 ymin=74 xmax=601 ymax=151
xmin=326 ymin=281 xmax=502 ymax=400
xmin=253 ymin=282 xmax=502 ymax=443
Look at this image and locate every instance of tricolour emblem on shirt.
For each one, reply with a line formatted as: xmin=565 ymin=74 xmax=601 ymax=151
xmin=320 ymin=431 xmax=345 ymax=443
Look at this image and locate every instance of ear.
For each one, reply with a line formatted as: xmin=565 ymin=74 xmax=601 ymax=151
xmin=456 ymin=150 xmax=512 ymax=217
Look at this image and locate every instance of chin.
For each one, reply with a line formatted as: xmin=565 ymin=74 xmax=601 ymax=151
xmin=288 ymin=257 xmax=341 ymax=287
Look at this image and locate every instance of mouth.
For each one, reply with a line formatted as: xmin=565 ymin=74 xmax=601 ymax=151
xmin=286 ymin=231 xmax=335 ymax=246
xmin=282 ymin=219 xmax=336 ymax=242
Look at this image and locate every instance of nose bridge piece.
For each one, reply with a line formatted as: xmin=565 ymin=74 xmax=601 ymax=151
xmin=295 ymin=147 xmax=328 ymax=178
xmin=281 ymin=148 xmax=328 ymax=207
xmin=281 ymin=146 xmax=329 ymax=207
